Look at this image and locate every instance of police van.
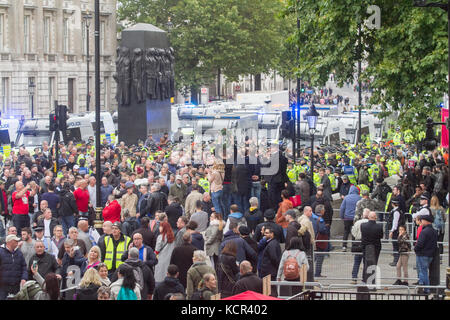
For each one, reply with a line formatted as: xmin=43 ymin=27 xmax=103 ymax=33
xmin=82 ymin=112 xmax=116 ymax=145
xmin=0 ymin=118 xmax=20 ymax=157
xmin=15 ymin=116 xmax=94 ymax=152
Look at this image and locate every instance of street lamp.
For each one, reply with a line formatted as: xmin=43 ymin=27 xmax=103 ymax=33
xmin=28 ymin=80 xmax=36 ymax=118
xmin=304 ymin=104 xmax=319 ymax=182
xmin=94 ymin=0 xmax=103 ymax=231
xmin=83 ymin=11 xmax=92 ymax=112
xmin=413 ymin=0 xmax=450 ymax=299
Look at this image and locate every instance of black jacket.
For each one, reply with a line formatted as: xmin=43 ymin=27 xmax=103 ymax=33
xmin=147 ymin=192 xmax=168 ymax=219
xmin=244 ymin=208 xmax=263 ymax=234
xmin=153 ymin=276 xmax=185 ymax=300
xmin=361 ymin=220 xmax=383 ymax=252
xmin=217 ymin=253 xmax=239 ymax=298
xmin=58 ymin=189 xmax=78 ymax=218
xmin=36 ymin=218 xmax=59 ymax=238
xmin=232 ymin=272 xmax=263 ymax=295
xmin=133 ymin=227 xmax=156 ymax=250
xmin=165 ymin=202 xmax=183 ymax=230
xmin=253 ymin=221 xmax=285 ymax=243
xmin=0 ymin=246 xmax=28 ymax=286
xmin=75 ymin=283 xmax=101 ymax=300
xmin=414 ymin=224 xmax=438 ymax=257
xmin=285 ymin=221 xmax=301 ymax=250
xmin=191 ymin=232 xmax=205 ymax=251
xmin=241 ymin=236 xmax=258 ymax=272
xmin=169 ymin=243 xmax=197 ymax=289
xmin=27 ymin=252 xmax=59 ymax=280
xmin=259 ymin=238 xmax=281 ymax=280
xmin=111 ymin=258 xmax=155 ymax=298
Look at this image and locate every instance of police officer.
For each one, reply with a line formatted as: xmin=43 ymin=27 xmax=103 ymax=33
xmin=100 ymin=221 xmax=131 ymax=277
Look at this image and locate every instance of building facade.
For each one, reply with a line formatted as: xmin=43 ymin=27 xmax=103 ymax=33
xmin=0 ymin=0 xmax=117 ymax=118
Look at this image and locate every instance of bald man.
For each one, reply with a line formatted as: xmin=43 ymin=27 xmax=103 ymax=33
xmin=12 ymin=181 xmax=37 ymax=234
xmin=231 ymin=260 xmax=263 ymax=295
xmin=361 ymin=211 xmax=383 ymax=284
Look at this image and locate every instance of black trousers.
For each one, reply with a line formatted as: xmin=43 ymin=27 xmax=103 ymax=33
xmin=342 ymin=220 xmax=354 ymax=248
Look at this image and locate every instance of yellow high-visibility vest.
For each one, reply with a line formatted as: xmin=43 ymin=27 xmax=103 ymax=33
xmin=103 ymin=235 xmax=131 ymax=271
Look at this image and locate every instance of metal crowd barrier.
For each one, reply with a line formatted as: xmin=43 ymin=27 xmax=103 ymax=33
xmin=270 ymin=281 xmax=323 ymax=299
xmin=310 ymin=244 xmax=448 ymax=285
xmin=288 ymin=289 xmax=429 ymax=301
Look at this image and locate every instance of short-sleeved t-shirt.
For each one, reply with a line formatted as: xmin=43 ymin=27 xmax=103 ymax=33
xmin=12 ymin=190 xmax=30 ymax=215
xmin=73 ymin=188 xmax=90 ymax=213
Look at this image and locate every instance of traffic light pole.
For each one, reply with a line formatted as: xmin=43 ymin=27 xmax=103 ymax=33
xmin=54 ymin=101 xmax=59 ymax=175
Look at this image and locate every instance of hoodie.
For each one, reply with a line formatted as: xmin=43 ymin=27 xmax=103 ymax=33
xmin=223 ymin=212 xmax=247 ymax=234
xmin=153 ymin=276 xmax=185 ymax=300
xmin=340 ymin=185 xmax=362 ymax=220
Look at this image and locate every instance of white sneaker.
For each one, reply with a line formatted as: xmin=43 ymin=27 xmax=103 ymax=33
xmin=342 ymin=247 xmax=347 ymax=252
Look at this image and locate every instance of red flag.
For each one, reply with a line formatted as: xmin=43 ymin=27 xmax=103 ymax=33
xmin=441 ymin=108 xmax=449 ymax=148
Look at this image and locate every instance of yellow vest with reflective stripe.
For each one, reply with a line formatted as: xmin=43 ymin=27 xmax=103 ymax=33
xmin=313 ymin=172 xmax=321 ymax=187
xmin=198 ymin=178 xmax=210 ymax=193
xmin=287 ymin=168 xmax=297 ymax=183
xmin=329 ymin=174 xmax=337 ymax=191
xmin=104 ymin=235 xmax=131 ymax=270
xmin=385 ymin=192 xmax=392 ymax=212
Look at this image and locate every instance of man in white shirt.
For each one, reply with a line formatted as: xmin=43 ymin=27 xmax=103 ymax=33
xmin=350 ymin=208 xmax=370 ymax=284
xmin=87 ymin=176 xmax=97 ymax=208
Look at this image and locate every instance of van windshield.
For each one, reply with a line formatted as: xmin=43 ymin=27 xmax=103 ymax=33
xmin=21 ymin=132 xmax=51 ymax=147
xmin=91 ymin=121 xmax=105 ymax=134
xmin=0 ymin=129 xmax=10 ymax=145
xmin=65 ymin=128 xmax=82 ymax=144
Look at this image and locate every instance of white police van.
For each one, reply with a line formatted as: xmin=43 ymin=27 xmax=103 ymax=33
xmin=15 ymin=116 xmax=94 ymax=153
xmin=82 ymin=111 xmax=116 ymax=144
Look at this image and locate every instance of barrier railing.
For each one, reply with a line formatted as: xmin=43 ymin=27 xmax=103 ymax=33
xmin=270 ymin=281 xmax=323 ymax=299
xmin=289 ymin=289 xmax=430 ymax=300
xmin=309 ymin=246 xmax=448 ymax=285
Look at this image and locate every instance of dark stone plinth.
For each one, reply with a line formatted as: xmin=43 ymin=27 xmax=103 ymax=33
xmin=117 ymin=23 xmax=171 ymax=145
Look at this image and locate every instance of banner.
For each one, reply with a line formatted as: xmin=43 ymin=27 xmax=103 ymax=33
xmin=442 ymin=108 xmax=449 ymax=148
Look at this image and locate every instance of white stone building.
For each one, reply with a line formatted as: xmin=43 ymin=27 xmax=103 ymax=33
xmin=0 ymin=0 xmax=117 ymax=118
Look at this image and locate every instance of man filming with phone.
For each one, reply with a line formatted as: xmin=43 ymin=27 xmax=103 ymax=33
xmin=12 ymin=181 xmax=37 ymax=234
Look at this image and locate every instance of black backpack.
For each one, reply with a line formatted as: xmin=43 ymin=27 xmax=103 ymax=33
xmin=191 ymin=288 xmax=211 ymax=300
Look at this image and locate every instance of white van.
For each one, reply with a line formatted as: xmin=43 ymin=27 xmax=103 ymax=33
xmin=83 ymin=112 xmax=116 ymax=144
xmin=0 ymin=118 xmax=20 ymax=147
xmin=15 ymin=116 xmax=94 ymax=152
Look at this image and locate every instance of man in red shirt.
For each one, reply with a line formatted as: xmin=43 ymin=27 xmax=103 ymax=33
xmin=12 ymin=181 xmax=36 ymax=234
xmin=73 ymin=179 xmax=90 ymax=220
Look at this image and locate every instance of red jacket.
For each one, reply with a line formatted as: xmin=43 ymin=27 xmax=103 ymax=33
xmin=102 ymin=200 xmax=121 ymax=223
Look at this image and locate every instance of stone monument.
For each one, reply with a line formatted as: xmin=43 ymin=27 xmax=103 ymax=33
xmin=114 ymin=24 xmax=174 ymax=145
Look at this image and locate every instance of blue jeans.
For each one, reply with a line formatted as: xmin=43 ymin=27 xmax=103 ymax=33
xmin=351 ymin=254 xmax=363 ymax=279
xmin=211 ymin=190 xmax=225 ymax=215
xmin=416 ymin=255 xmax=433 ymax=292
xmin=250 ymin=182 xmax=261 ymax=207
xmin=222 ymin=184 xmax=232 ymax=220
xmin=314 ymin=249 xmax=325 ymax=277
xmin=233 ymin=194 xmax=249 ymax=214
xmin=60 ymin=215 xmax=75 ymax=236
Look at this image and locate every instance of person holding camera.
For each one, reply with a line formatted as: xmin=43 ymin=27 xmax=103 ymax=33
xmin=12 ymin=181 xmax=37 ymax=234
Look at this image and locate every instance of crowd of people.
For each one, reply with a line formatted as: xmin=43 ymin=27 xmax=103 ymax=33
xmin=0 ymin=127 xmax=447 ymax=300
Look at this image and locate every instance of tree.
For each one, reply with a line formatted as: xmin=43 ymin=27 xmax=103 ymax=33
xmin=284 ymin=0 xmax=447 ymax=137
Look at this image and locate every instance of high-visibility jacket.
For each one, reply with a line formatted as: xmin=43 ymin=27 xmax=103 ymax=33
xmin=358 ymin=184 xmax=370 ymax=194
xmin=384 ymin=192 xmax=392 ymax=212
xmin=104 ymin=235 xmax=131 ymax=271
xmin=287 ymin=168 xmax=297 ymax=184
xmin=343 ymin=165 xmax=358 ymax=185
xmin=313 ymin=172 xmax=321 ymax=187
xmin=127 ymin=159 xmax=136 ymax=171
xmin=198 ymin=178 xmax=210 ymax=193
xmin=329 ymin=174 xmax=337 ymax=191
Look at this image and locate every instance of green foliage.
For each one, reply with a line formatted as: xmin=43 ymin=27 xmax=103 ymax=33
xmin=118 ymin=0 xmax=286 ymax=92
xmin=284 ymin=0 xmax=447 ymax=138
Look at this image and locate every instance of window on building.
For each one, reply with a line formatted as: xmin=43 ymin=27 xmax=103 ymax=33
xmin=48 ymin=77 xmax=55 ymax=108
xmin=0 ymin=13 xmax=4 ymax=51
xmin=24 ymin=15 xmax=30 ymax=53
xmin=100 ymin=20 xmax=105 ymax=55
xmin=63 ymin=18 xmax=69 ymax=54
xmin=28 ymin=77 xmax=35 ymax=115
xmin=1 ymin=77 xmax=9 ymax=114
xmin=44 ymin=16 xmax=50 ymax=53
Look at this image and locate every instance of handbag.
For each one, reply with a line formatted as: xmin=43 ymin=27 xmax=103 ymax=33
xmin=315 ymin=220 xmax=328 ymax=251
xmin=289 ymin=195 xmax=302 ymax=208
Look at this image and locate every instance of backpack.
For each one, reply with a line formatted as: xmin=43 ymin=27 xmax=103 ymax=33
xmin=191 ymin=288 xmax=208 ymax=300
xmin=124 ymin=262 xmax=145 ymax=291
xmin=283 ymin=252 xmax=300 ymax=280
xmin=117 ymin=286 xmax=137 ymax=300
xmin=9 ymin=281 xmax=42 ymax=300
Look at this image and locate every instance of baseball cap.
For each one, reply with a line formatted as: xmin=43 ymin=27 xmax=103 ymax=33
xmin=125 ymin=181 xmax=134 ymax=189
xmin=112 ymin=221 xmax=122 ymax=229
xmin=176 ymin=175 xmax=182 ymax=181
xmin=73 ymin=165 xmax=80 ymax=170
xmin=5 ymin=235 xmax=21 ymax=242
xmin=419 ymin=214 xmax=434 ymax=223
